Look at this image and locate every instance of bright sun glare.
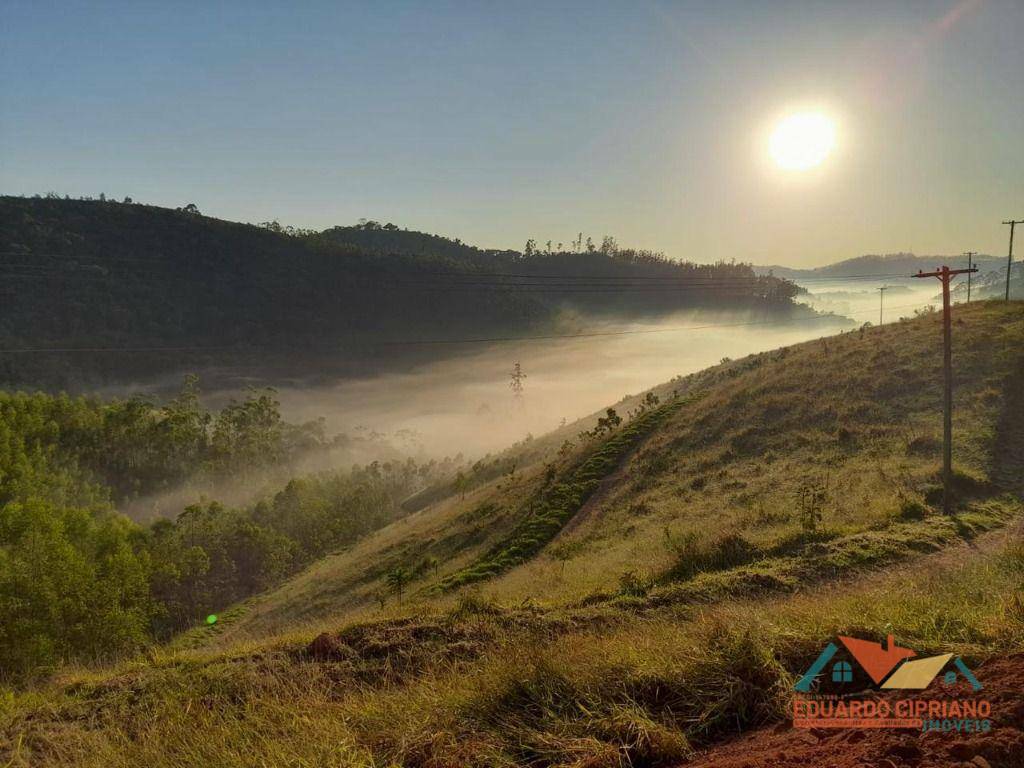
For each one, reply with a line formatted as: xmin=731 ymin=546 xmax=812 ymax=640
xmin=768 ymin=112 xmax=836 ymax=171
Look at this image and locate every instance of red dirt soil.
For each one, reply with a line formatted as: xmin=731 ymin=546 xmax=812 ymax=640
xmin=686 ymin=653 xmax=1024 ymax=768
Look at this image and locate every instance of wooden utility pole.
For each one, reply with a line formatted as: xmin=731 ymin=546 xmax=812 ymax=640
xmin=963 ymin=252 xmax=977 ymax=303
xmin=878 ymin=285 xmax=889 ymax=326
xmin=913 ymin=265 xmax=977 ymax=515
xmin=1004 ymin=220 xmax=1023 ymax=301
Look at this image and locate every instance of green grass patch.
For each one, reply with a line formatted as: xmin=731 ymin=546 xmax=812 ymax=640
xmin=440 ymin=396 xmax=697 ymax=591
xmin=636 ymin=497 xmax=1018 ymax=609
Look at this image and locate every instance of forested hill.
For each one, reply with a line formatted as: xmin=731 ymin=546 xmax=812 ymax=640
xmin=0 ymin=197 xmax=803 ymax=389
xmin=314 ymin=221 xmax=514 ymax=263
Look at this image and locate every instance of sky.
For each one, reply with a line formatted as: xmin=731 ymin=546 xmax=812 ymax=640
xmin=1 ymin=0 xmax=1021 ymax=267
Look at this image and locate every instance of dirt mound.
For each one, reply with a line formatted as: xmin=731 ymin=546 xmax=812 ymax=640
xmin=687 ymin=653 xmax=1024 ymax=768
xmin=305 ymin=632 xmax=357 ymax=661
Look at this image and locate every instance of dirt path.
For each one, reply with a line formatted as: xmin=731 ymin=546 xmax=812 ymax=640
xmin=855 ymin=513 xmax=1023 ymax=585
xmin=555 ymin=435 xmax=647 ymax=539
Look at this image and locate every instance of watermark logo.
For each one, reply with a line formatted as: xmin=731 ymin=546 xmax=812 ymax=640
xmin=793 ymin=633 xmax=991 ymax=732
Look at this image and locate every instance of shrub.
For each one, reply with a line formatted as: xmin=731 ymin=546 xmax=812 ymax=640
xmin=627 ymin=501 xmax=653 ymax=516
xmin=898 ymin=498 xmax=929 ymax=520
xmin=769 ymin=527 xmax=837 ymax=556
xmin=923 ymin=469 xmax=993 ymax=508
xmin=662 ymin=530 xmax=761 ymax=582
xmin=449 ymin=590 xmax=502 ymax=619
xmin=906 ymin=434 xmax=942 ymax=456
xmin=618 ymin=570 xmax=652 ymax=597
xmin=796 ymin=479 xmax=828 ymax=532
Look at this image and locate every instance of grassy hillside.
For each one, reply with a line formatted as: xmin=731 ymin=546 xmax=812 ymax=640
xmin=0 ymin=197 xmax=801 ymax=390
xmin=3 ymin=301 xmax=1023 ymax=767
xmin=188 ymin=300 xmax=1024 ymax=649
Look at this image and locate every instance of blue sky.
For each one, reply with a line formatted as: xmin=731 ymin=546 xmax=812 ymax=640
xmin=2 ymin=0 xmax=1021 ymax=266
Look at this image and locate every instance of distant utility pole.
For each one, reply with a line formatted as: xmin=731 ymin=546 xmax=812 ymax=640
xmin=878 ymin=285 xmax=890 ymax=326
xmin=963 ymin=252 xmax=977 ymax=303
xmin=509 ymin=361 xmax=527 ymax=402
xmin=1003 ymin=220 xmax=1023 ymax=301
xmin=913 ymin=265 xmax=977 ymax=515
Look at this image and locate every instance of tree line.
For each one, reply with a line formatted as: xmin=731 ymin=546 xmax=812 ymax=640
xmin=0 ymin=379 xmax=446 ymax=682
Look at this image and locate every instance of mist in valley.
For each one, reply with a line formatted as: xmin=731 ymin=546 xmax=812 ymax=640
xmin=792 ymin=278 xmax=942 ymax=322
xmin=264 ymin=310 xmax=860 ymax=459
xmin=266 ymin=282 xmax=948 ymax=464
xmin=118 ymin=284 xmax=945 ymax=523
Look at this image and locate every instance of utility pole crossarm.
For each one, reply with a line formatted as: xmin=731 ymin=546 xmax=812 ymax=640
xmin=912 ymin=267 xmax=978 ymax=279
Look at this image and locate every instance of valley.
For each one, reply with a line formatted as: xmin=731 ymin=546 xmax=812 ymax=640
xmin=4 ymin=4 xmax=1023 ymax=765
xmin=2 ymin=301 xmax=1022 ymax=767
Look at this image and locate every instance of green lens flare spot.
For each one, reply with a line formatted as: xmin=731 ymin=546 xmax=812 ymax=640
xmin=206 ymin=614 xmax=218 ymax=625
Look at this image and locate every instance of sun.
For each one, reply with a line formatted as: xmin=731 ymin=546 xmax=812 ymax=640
xmin=768 ymin=112 xmax=836 ymax=171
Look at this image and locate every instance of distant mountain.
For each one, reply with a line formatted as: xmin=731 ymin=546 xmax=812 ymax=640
xmin=0 ymin=197 xmax=806 ymax=390
xmin=756 ymin=252 xmax=1006 ymax=280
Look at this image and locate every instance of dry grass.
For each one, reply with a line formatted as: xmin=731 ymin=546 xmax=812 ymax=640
xmin=5 ymin=302 xmax=1022 ymax=767
xmin=3 ymin=522 xmax=1022 ymax=767
xmin=175 ymin=302 xmax=1023 ymax=652
xmin=484 ymin=302 xmax=1024 ymax=604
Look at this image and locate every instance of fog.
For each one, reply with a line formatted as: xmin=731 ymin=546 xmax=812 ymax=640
xmin=124 ymin=291 xmax=944 ymax=521
xmin=262 ymin=287 xmax=943 ymax=461
xmin=266 ymin=309 xmax=856 ymax=460
xmin=793 ymin=278 xmax=941 ymax=324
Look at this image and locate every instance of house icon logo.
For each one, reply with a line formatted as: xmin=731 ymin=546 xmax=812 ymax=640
xmin=795 ymin=634 xmax=982 ymax=693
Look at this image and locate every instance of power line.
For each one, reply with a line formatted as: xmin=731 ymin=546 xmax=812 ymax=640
xmin=387 ymin=286 xmax=778 ymax=294
xmin=375 ymin=301 xmax=934 ymax=346
xmin=0 ymin=267 xmax=920 ymax=295
xmin=391 ymin=276 xmax=778 ymax=284
xmin=0 ymin=274 xmax=782 ymax=294
xmin=389 ymin=277 xmax=856 ymax=287
xmin=0 ymin=251 xmax=911 ymax=277
xmin=0 ymin=253 xmax=914 ymax=285
xmin=0 ymin=251 xmax=241 ymax=266
xmin=0 ymin=267 xmax=911 ymax=285
xmin=0 ymin=300 xmax=937 ymax=354
xmin=393 ymin=271 xmax=913 ymax=284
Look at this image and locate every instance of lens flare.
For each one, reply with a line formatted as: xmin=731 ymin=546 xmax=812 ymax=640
xmin=769 ymin=112 xmax=836 ymax=171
